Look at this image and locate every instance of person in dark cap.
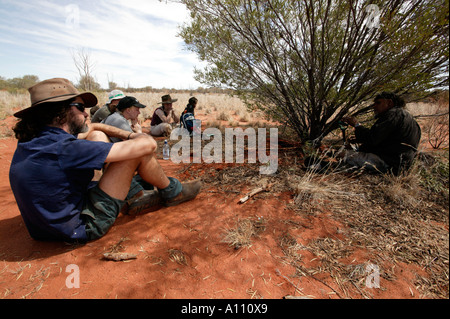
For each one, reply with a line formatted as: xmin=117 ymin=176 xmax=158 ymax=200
xmin=150 ymin=94 xmax=180 ymax=137
xmin=103 ymin=96 xmax=145 ymax=143
xmin=342 ymin=92 xmax=421 ymax=175
xmin=102 ymin=96 xmax=154 ymax=200
xmin=9 ymin=78 xmax=202 ymax=242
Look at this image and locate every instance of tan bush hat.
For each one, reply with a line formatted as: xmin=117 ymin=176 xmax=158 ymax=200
xmin=14 ymin=78 xmax=98 ymax=118
xmin=158 ymin=94 xmax=178 ymax=104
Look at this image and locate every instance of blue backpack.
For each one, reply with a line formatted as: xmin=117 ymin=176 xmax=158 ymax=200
xmin=181 ymin=112 xmax=195 ymax=135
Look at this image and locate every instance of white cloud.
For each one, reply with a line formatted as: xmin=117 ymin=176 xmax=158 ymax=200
xmin=0 ymin=0 xmax=203 ymax=89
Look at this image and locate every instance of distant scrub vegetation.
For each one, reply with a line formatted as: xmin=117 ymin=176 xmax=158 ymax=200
xmin=0 ymin=74 xmax=233 ymax=95
xmin=0 ymin=75 xmax=40 ymax=93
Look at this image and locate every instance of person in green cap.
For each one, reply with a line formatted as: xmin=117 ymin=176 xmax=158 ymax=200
xmin=91 ymin=89 xmax=125 ymax=123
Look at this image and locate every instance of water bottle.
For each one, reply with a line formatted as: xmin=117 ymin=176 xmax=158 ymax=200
xmin=163 ymin=140 xmax=170 ymax=160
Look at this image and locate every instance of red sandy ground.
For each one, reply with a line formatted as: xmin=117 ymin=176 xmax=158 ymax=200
xmin=0 ymin=114 xmax=430 ymax=300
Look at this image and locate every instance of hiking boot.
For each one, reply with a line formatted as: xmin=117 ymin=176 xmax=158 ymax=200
xmin=163 ymin=180 xmax=202 ymax=207
xmin=124 ymin=189 xmax=162 ymax=215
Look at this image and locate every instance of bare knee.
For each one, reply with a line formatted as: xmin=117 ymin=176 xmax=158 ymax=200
xmin=149 ymin=137 xmax=158 ymax=153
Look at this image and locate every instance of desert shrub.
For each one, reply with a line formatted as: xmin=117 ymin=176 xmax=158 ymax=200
xmin=217 ymin=111 xmax=229 ymax=121
xmin=239 ymin=114 xmax=249 ymax=122
xmin=426 ymin=113 xmax=449 ymax=149
xmin=417 ymin=151 xmax=449 ymax=206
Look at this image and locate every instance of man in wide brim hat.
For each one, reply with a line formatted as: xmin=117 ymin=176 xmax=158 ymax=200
xmin=158 ymin=94 xmax=178 ymax=105
xmin=9 ymin=77 xmax=202 ymax=243
xmin=14 ymin=78 xmax=98 ymax=118
xmin=150 ymin=94 xmax=180 ymax=137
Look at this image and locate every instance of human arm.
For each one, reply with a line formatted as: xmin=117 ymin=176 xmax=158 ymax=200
xmin=155 ymin=108 xmax=179 ymax=124
xmin=77 ymin=123 xmax=134 ymax=141
xmin=354 ymin=112 xmax=399 ymax=147
xmin=342 ymin=116 xmax=360 ymax=127
xmin=171 ymin=109 xmax=180 ymax=124
xmin=154 ymin=108 xmax=170 ymax=124
xmin=105 ymin=133 xmax=157 ymax=163
xmin=81 ymin=124 xmax=157 ymax=163
xmin=69 ymin=125 xmax=156 ymax=168
xmin=130 ymin=118 xmax=142 ymax=133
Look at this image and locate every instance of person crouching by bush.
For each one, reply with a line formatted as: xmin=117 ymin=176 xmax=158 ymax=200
xmin=342 ymin=92 xmax=421 ymax=175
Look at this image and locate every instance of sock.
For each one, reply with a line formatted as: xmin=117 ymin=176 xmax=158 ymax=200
xmin=158 ymin=177 xmax=182 ymax=200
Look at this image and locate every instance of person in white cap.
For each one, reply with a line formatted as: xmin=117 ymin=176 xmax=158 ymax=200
xmin=91 ymin=89 xmax=125 ymax=123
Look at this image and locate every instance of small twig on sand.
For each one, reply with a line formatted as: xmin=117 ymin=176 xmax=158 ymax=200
xmin=238 ymin=183 xmax=272 ymax=204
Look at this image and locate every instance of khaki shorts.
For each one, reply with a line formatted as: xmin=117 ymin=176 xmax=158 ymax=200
xmin=150 ymin=123 xmax=172 ymax=136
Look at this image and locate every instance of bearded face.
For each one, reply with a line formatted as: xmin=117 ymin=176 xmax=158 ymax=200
xmin=67 ymin=99 xmax=89 ymax=136
xmin=69 ymin=115 xmax=88 ymax=135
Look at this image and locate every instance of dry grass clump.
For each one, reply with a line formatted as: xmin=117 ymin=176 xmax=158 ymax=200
xmin=222 ymin=217 xmax=266 ymax=249
xmin=380 ymin=172 xmax=423 ymax=210
xmin=406 ymin=102 xmax=441 ymax=117
xmin=302 ymin=238 xmax=381 ymax=299
xmin=0 ymin=91 xmax=30 ymax=118
xmin=168 ymin=249 xmax=188 ymax=266
xmin=407 ymin=96 xmax=449 ymax=150
xmin=278 ymin=233 xmax=303 ymax=268
xmin=287 ymin=165 xmax=365 ymax=216
xmin=217 ymin=111 xmax=230 ymax=121
xmin=106 ymin=237 xmax=130 ymax=253
xmin=416 ymin=151 xmax=449 ymax=209
xmin=239 ymin=114 xmax=250 ymax=122
xmin=203 ymin=120 xmax=224 ymax=130
xmin=0 ymin=122 xmax=14 ymax=138
xmin=284 ymin=154 xmax=449 ymax=298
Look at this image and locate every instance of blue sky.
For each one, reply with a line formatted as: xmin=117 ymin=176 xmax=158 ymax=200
xmin=0 ymin=0 xmax=204 ymax=89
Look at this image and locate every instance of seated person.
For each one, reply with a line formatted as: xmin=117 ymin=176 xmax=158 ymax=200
xmin=91 ymin=89 xmax=125 ymax=123
xmin=150 ymin=94 xmax=180 ymax=137
xmin=90 ymin=104 xmax=100 ymax=117
xmin=9 ymin=78 xmax=202 ymax=242
xmin=342 ymin=92 xmax=421 ymax=175
xmin=102 ymin=96 xmax=153 ymax=196
xmin=180 ymin=97 xmax=198 ymax=135
xmin=102 ymin=96 xmax=145 ymax=142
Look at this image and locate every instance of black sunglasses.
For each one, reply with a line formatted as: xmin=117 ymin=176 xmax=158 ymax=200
xmin=70 ymin=102 xmax=86 ymax=113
